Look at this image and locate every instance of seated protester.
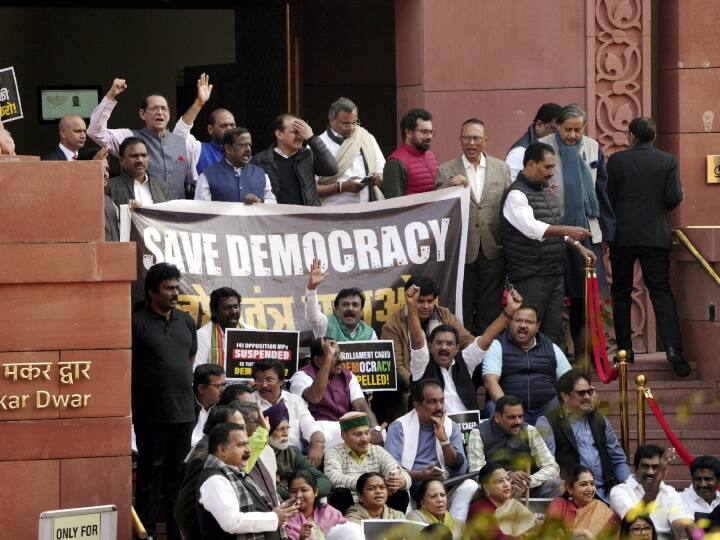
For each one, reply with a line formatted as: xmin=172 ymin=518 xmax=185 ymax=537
xmin=344 ymin=472 xmax=405 ymax=523
xmin=305 ymin=257 xmax=377 ymax=342
xmin=284 ymin=470 xmax=347 ymax=540
xmin=408 ymin=285 xmax=523 ymax=414
xmin=194 ymin=287 xmax=255 ymax=374
xmin=219 ymin=383 xmax=255 ymax=405
xmin=407 ymin=480 xmax=458 ymax=535
xmin=251 ymin=359 xmax=326 ymax=467
xmin=175 ymin=405 xmax=245 ymax=540
xmin=620 ymin=514 xmax=658 ymax=540
xmin=610 ymin=445 xmax=693 ymax=540
xmin=194 ymin=126 xmax=276 ymax=203
xmin=380 ymin=276 xmax=475 ymax=407
xmin=536 ymin=370 xmax=630 ymax=502
xmin=482 ymin=304 xmax=572 ymax=424
xmin=467 ymin=395 xmax=562 ymax=498
xmin=105 ymin=137 xmax=170 ymax=208
xmin=197 ymin=423 xmax=299 ymax=539
xmin=466 ymin=463 xmax=535 ymax=539
xmin=546 ymin=465 xmax=620 ymax=540
xmin=289 ymin=338 xmax=380 ymax=450
xmin=385 ymin=379 xmax=477 ymax=523
xmin=192 ymin=364 xmax=227 ymax=446
xmin=265 ymin=401 xmax=331 ymax=501
xmin=325 ymin=412 xmax=411 ymax=514
xmin=680 ymin=455 xmax=720 ymax=526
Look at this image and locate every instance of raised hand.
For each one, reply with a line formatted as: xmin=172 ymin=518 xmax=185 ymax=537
xmin=196 ymin=73 xmax=213 ymax=104
xmin=404 ymin=284 xmax=420 ymax=312
xmin=505 ymin=289 xmax=523 ymax=315
xmin=291 ymin=119 xmax=313 ymax=141
xmin=307 ymin=257 xmax=327 ymax=291
xmin=107 ymin=78 xmax=127 ymax=100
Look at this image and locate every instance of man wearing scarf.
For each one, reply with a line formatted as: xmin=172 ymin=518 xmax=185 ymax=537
xmin=316 ymin=97 xmax=385 ymax=205
xmin=195 ymin=287 xmax=255 ymax=376
xmin=505 ymin=102 xmax=562 ymax=182
xmin=304 ymin=257 xmax=377 ymax=342
xmin=540 ymin=103 xmax=615 ymax=358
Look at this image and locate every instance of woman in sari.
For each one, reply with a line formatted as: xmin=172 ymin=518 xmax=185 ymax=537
xmin=345 ymin=472 xmax=405 ymax=523
xmin=407 ymin=480 xmax=457 ymax=535
xmin=546 ymin=465 xmax=620 ymax=539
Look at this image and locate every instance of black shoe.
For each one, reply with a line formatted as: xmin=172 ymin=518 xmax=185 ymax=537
xmin=666 ymin=347 xmax=690 ymax=377
xmin=613 ymin=350 xmax=634 ymax=364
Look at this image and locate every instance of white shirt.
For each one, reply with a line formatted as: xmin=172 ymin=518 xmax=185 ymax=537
xmin=59 ymin=143 xmax=77 ymax=160
xmin=194 ymin=160 xmax=277 ymax=204
xmin=252 ymin=389 xmax=323 ymax=449
xmin=133 ymin=174 xmax=154 ymax=206
xmin=609 ymin=475 xmax=693 ymax=534
xmin=304 ymin=288 xmax=378 ymax=340
xmin=505 ymin=146 xmax=525 ymax=183
xmin=192 ymin=406 xmax=210 ymax=446
xmin=289 ymin=369 xmax=365 ymax=404
xmin=502 ymin=189 xmax=552 ymax=241
xmin=462 ymin=153 xmax=487 ymax=201
xmin=680 ymin=485 xmax=720 ymax=516
xmin=409 ymin=339 xmax=485 ymax=414
xmin=198 ymin=472 xmax=279 ymax=534
xmin=317 ymin=129 xmax=385 ymax=206
xmin=194 ymin=321 xmax=257 ymax=372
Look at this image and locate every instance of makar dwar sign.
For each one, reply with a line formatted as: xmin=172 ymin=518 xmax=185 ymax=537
xmin=1 ymin=360 xmax=93 ymax=411
xmin=122 ymin=188 xmax=470 ymax=338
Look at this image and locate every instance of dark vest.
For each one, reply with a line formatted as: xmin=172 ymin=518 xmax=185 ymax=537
xmin=546 ymin=407 xmax=617 ymax=490
xmin=132 ymin=127 xmax=190 ymax=200
xmin=478 ymin=419 xmax=537 ymax=473
xmin=501 ymin=173 xmax=564 ymax=282
xmin=203 ymin=160 xmax=267 ymax=202
xmin=497 ymin=329 xmax=557 ymax=410
xmin=300 ymin=362 xmax=353 ymax=421
xmin=197 ymin=141 xmax=224 ymax=174
xmin=508 ymin=125 xmax=537 ymax=153
xmin=387 ymin=142 xmax=439 ymax=194
xmin=416 ymin=353 xmax=477 ymax=411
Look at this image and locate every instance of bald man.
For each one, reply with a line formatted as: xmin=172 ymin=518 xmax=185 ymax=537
xmin=42 ymin=114 xmax=87 ymax=160
xmin=173 ymin=73 xmax=237 ymax=175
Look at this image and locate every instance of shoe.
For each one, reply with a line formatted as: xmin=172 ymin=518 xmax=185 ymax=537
xmin=666 ymin=347 xmax=691 ymax=377
xmin=613 ymin=350 xmax=634 ymax=364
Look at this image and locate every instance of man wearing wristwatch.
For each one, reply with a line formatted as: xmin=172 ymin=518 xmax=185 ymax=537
xmin=500 ymin=142 xmax=596 ymax=349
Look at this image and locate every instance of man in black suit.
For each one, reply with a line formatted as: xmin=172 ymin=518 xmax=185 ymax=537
xmin=606 ymin=117 xmax=688 ymax=376
xmin=42 ymin=114 xmax=87 ymax=160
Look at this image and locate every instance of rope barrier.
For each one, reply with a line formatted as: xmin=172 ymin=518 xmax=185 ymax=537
xmin=586 ymin=269 xmax=618 ymax=383
xmin=645 ymin=395 xmax=694 ymax=467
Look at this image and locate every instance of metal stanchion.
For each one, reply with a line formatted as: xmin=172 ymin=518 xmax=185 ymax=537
xmin=617 ymin=349 xmax=630 ymax=458
xmin=131 ymin=506 xmax=148 ymax=539
xmin=583 ymin=258 xmax=593 ymax=373
xmin=635 ymin=374 xmax=647 ymax=447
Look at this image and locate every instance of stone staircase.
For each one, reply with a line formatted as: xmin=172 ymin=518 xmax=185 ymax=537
xmin=594 ymin=353 xmax=720 ymax=489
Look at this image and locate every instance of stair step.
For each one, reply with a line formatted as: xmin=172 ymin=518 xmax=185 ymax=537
xmin=595 ymin=380 xmax=718 ymax=406
xmin=605 ymin=404 xmax=720 ymax=430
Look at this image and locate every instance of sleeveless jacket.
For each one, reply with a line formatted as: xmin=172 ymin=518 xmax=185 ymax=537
xmin=501 ymin=173 xmax=564 ymax=282
xmin=416 ymin=353 xmax=477 ymax=411
xmin=197 ymin=141 xmax=224 ymax=175
xmin=388 ymin=142 xmax=438 ymax=194
xmin=497 ymin=329 xmax=557 ymax=410
xmin=132 ymin=127 xmax=191 ymax=200
xmin=300 ymin=362 xmax=353 ymax=421
xmin=478 ymin=418 xmax=537 ymax=473
xmin=202 ymin=160 xmax=267 ymax=202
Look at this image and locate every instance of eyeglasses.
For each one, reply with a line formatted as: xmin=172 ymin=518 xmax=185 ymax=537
xmin=629 ymin=525 xmax=653 ymax=536
xmin=207 ymin=382 xmax=229 ymax=390
xmin=414 ymin=129 xmax=433 ymax=136
xmin=338 ymin=120 xmax=361 ymax=128
xmin=461 ymin=135 xmax=486 ymax=143
xmin=573 ymin=387 xmax=596 ymax=398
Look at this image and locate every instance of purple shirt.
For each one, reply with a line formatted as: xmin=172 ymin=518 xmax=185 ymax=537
xmin=284 ymin=504 xmax=346 ymax=540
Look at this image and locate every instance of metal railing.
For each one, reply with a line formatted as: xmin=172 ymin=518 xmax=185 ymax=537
xmin=673 ymin=229 xmax=720 ymax=288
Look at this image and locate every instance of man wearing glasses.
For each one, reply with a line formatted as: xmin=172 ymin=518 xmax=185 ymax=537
xmin=316 ymin=97 xmax=385 ymax=205
xmin=536 ymin=369 xmax=630 ymax=503
xmin=191 ymin=364 xmax=228 ymax=446
xmin=435 ymin=118 xmax=511 ymax=335
xmin=382 ymin=108 xmax=438 ymax=198
xmin=505 ymin=102 xmax=562 ymax=182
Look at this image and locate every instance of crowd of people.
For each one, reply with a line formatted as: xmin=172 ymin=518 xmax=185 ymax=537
xmin=1 ymin=73 xmax=711 ymax=539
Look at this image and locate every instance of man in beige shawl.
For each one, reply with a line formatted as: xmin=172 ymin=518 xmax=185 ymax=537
xmin=317 ymin=97 xmax=385 ymax=205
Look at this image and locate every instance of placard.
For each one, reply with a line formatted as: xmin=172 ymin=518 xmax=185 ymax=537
xmin=225 ymin=328 xmax=299 ymax=380
xmin=362 ymin=519 xmax=425 ymax=540
xmin=0 ymin=66 xmax=23 ymax=123
xmin=448 ymin=410 xmax=482 ymax=445
xmin=337 ymin=340 xmax=397 ymax=391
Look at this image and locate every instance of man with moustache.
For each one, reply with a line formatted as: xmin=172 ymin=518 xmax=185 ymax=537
xmin=105 ymin=137 xmax=170 ymax=208
xmin=435 ymin=118 xmax=511 ymax=335
xmin=42 ymin=114 xmax=88 ymax=160
xmin=251 ymin=113 xmax=338 ymax=206
xmin=88 ymin=77 xmax=196 ymax=199
xmin=251 ymin=359 xmax=326 ymax=467
xmin=197 ymin=423 xmax=300 ymax=539
xmin=500 ymin=142 xmax=596 ymax=348
xmin=304 ymin=257 xmax=377 ymax=342
xmin=194 ymin=127 xmax=275 ymax=203
xmin=383 ymin=108 xmax=438 ymax=198
xmin=681 ymin=456 xmax=720 ymax=526
xmin=173 ymin=73 xmax=238 ymax=175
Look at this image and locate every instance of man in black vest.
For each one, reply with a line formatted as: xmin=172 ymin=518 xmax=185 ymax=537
xmin=536 ymin=370 xmax=630 ymax=503
xmin=500 ymin=142 xmax=596 ymax=348
xmin=467 ymin=395 xmax=562 ymax=497
xmin=407 ymin=283 xmax=523 ymax=414
xmin=197 ymin=423 xmax=299 ymax=540
xmin=505 ymin=103 xmax=562 ymax=182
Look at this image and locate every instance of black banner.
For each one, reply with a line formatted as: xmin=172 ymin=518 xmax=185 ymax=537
xmin=337 ymin=340 xmax=397 ymax=392
xmin=0 ymin=67 xmax=22 ymax=122
xmin=225 ymin=329 xmax=299 ymax=380
xmin=448 ymin=410 xmax=482 ymax=446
